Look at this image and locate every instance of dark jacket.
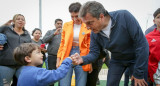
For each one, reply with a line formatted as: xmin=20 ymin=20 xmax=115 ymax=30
xmin=82 ymin=10 xmax=149 ymax=79
xmin=0 ymin=25 xmax=31 ymax=66
xmin=42 ymin=29 xmax=61 ymax=55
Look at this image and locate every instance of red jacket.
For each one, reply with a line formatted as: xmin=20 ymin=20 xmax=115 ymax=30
xmin=146 ymin=28 xmax=160 ymax=82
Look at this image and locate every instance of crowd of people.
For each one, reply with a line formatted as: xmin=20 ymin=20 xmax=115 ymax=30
xmin=0 ymin=1 xmax=160 ymax=86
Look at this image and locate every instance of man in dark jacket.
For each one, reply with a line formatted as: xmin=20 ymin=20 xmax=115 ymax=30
xmin=43 ymin=19 xmax=63 ymax=70
xmin=72 ymin=1 xmax=149 ymax=86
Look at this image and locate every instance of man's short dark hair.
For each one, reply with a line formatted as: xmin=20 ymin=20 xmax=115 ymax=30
xmin=13 ymin=43 xmax=40 ymax=65
xmin=55 ymin=18 xmax=63 ymax=24
xmin=69 ymin=2 xmax=81 ymax=13
xmin=79 ymin=1 xmax=108 ymax=19
xmin=153 ymin=8 xmax=160 ymax=18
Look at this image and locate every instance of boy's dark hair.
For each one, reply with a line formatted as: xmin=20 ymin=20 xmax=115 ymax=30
xmin=153 ymin=8 xmax=160 ymax=18
xmin=13 ymin=43 xmax=40 ymax=65
xmin=32 ymin=28 xmax=42 ymax=36
xmin=69 ymin=2 xmax=81 ymax=13
xmin=55 ymin=18 xmax=63 ymax=24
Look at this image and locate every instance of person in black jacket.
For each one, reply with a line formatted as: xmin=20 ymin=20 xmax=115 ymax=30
xmin=0 ymin=14 xmax=31 ymax=86
xmin=72 ymin=1 xmax=149 ymax=86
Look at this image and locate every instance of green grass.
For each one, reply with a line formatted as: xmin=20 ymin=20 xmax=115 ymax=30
xmin=42 ymin=62 xmax=46 ymax=68
xmin=102 ymin=64 xmax=108 ymax=69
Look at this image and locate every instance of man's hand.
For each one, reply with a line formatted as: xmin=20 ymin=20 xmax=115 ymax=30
xmin=0 ymin=45 xmax=4 ymax=50
xmin=54 ymin=28 xmax=61 ymax=35
xmin=56 ymin=58 xmax=61 ymax=68
xmin=40 ymin=48 xmax=47 ymax=53
xmin=131 ymin=75 xmax=148 ymax=86
xmin=71 ymin=53 xmax=83 ymax=65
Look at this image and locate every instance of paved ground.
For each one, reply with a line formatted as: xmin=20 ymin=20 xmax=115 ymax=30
xmin=99 ymin=69 xmax=125 ymax=81
xmin=55 ymin=69 xmax=130 ymax=86
xmin=97 ymin=69 xmax=130 ymax=86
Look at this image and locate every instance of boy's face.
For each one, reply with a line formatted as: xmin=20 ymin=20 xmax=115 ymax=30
xmin=154 ymin=13 xmax=160 ymax=28
xmin=29 ymin=48 xmax=43 ymax=66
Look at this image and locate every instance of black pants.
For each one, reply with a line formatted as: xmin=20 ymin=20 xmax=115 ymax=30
xmin=48 ymin=55 xmax=58 ymax=86
xmin=86 ymin=59 xmax=103 ymax=86
xmin=11 ymin=75 xmax=17 ymax=86
xmin=48 ymin=55 xmax=57 ymax=70
xmin=86 ymin=51 xmax=110 ymax=86
xmin=86 ymin=68 xmax=99 ymax=86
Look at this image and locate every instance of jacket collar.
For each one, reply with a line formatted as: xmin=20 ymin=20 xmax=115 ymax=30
xmin=99 ymin=11 xmax=116 ymax=37
xmin=109 ymin=12 xmax=116 ymax=29
xmin=9 ymin=25 xmax=28 ymax=35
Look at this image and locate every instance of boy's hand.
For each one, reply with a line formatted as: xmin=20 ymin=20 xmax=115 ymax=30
xmin=0 ymin=45 xmax=4 ymax=50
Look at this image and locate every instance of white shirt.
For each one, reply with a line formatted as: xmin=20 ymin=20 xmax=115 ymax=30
xmin=102 ymin=19 xmax=112 ymax=38
xmin=73 ymin=24 xmax=81 ymax=43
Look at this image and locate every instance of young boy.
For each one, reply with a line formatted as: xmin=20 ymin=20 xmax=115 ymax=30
xmin=145 ymin=8 xmax=160 ymax=86
xmin=13 ymin=43 xmax=72 ymax=86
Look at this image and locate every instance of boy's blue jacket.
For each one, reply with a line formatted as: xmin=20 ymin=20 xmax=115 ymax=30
xmin=82 ymin=10 xmax=149 ymax=79
xmin=18 ymin=58 xmax=72 ymax=86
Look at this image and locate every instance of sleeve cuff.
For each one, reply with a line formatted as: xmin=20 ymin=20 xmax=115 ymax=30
xmin=133 ymin=71 xmax=144 ymax=79
xmin=63 ymin=58 xmax=72 ymax=63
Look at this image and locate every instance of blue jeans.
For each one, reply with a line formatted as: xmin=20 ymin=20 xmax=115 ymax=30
xmin=60 ymin=46 xmax=87 ymax=86
xmin=0 ymin=66 xmax=23 ymax=86
xmin=107 ymin=59 xmax=148 ymax=86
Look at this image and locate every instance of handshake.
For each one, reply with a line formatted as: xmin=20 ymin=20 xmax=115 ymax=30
xmin=57 ymin=53 xmax=84 ymax=68
xmin=69 ymin=53 xmax=84 ymax=65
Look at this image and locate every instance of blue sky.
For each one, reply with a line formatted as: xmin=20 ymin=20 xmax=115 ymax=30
xmin=0 ymin=0 xmax=159 ymax=36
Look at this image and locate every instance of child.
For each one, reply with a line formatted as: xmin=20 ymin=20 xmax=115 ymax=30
xmin=145 ymin=8 xmax=160 ymax=86
xmin=13 ymin=43 xmax=72 ymax=86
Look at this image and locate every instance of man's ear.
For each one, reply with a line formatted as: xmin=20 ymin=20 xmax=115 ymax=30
xmin=100 ymin=13 xmax=104 ymax=17
xmin=25 ymin=56 xmax=31 ymax=63
xmin=99 ymin=13 xmax=104 ymax=21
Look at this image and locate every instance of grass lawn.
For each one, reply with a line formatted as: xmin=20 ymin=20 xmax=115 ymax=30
xmin=102 ymin=64 xmax=108 ymax=69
